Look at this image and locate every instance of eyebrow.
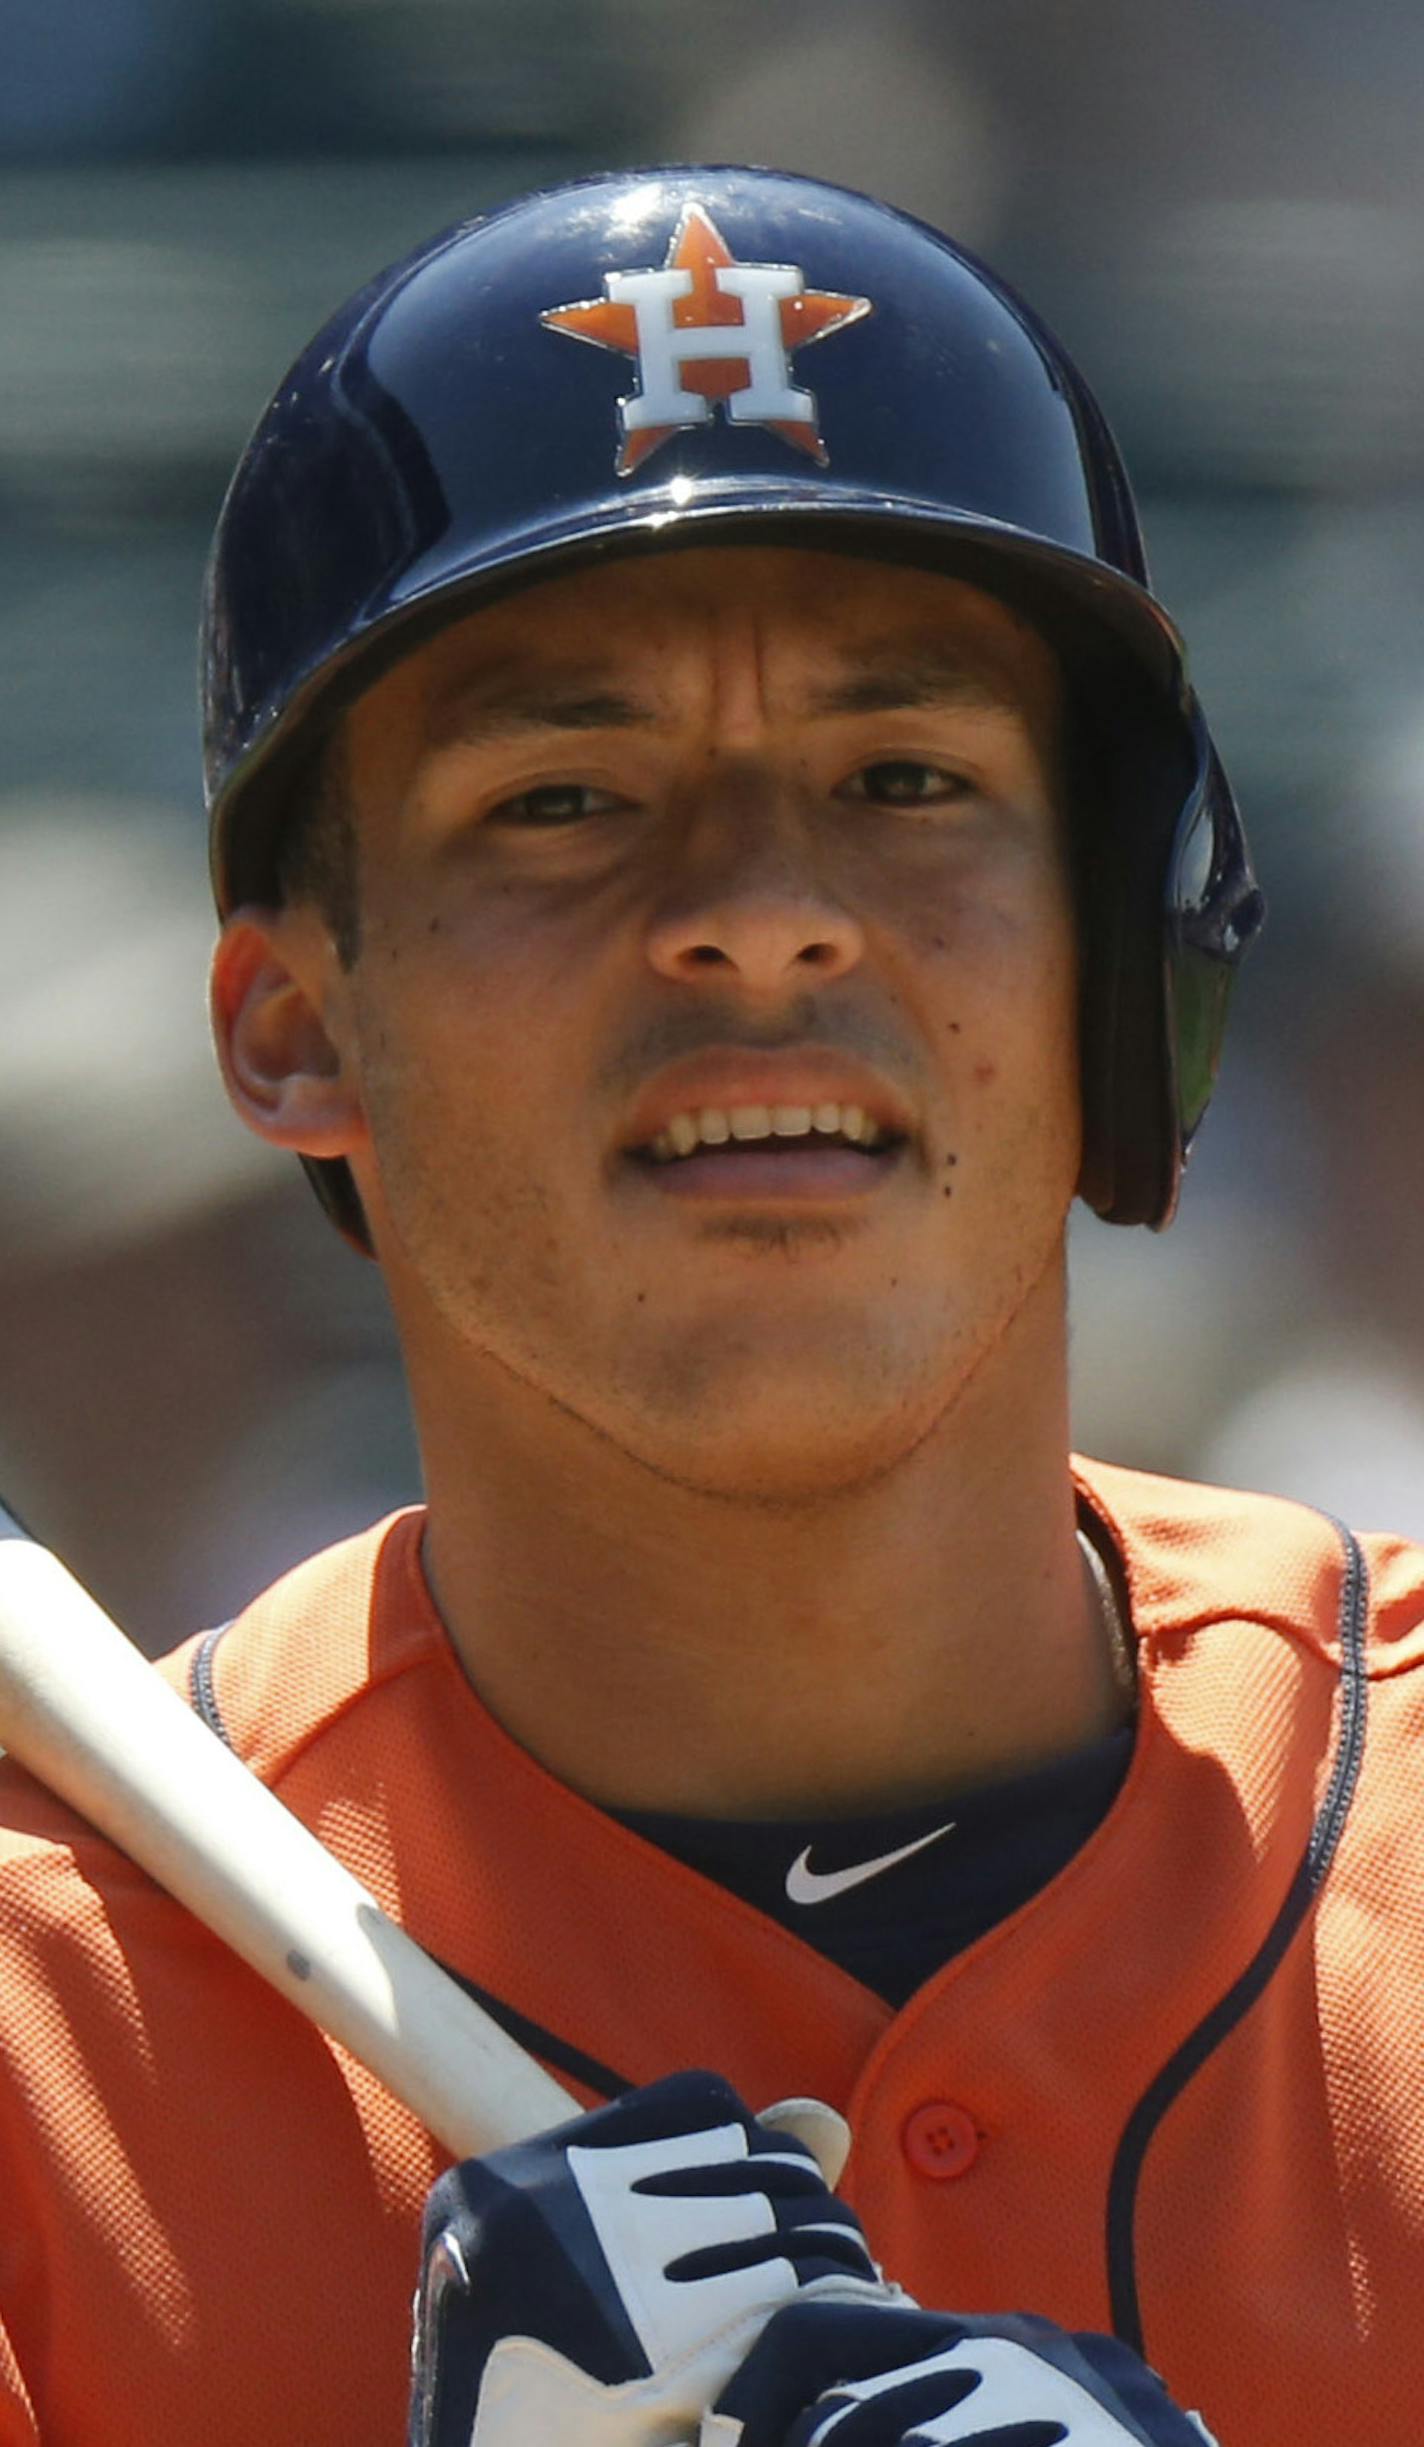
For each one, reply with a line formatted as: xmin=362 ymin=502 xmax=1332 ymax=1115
xmin=426 ymin=681 xmax=657 ymax=749
xmin=803 ymin=650 xmax=1023 ymax=722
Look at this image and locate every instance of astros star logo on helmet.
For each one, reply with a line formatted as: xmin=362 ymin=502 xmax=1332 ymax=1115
xmin=541 ymin=202 xmax=872 ymax=475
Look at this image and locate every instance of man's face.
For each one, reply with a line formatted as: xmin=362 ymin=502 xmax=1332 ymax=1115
xmin=312 ymin=545 xmax=1080 ymax=1497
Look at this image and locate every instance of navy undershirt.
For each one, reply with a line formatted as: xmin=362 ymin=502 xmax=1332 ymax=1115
xmin=616 ymin=1725 xmax=1134 ymax=2008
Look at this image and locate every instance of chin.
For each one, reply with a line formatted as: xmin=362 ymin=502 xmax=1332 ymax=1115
xmin=625 ymin=1373 xmax=953 ymax=1509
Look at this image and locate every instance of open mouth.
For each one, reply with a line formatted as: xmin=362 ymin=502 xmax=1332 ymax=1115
xmin=636 ymin=1100 xmax=899 ymax=1164
xmin=625 ymin=1099 xmax=910 ymax=1201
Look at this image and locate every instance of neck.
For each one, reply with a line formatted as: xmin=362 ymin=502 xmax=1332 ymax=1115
xmin=412 ymin=1259 xmax=1125 ymax=1819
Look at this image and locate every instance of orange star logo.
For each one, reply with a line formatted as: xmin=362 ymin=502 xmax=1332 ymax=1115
xmin=541 ymin=203 xmax=873 ymax=476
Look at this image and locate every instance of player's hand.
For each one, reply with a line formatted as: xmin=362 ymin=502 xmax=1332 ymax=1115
xmin=702 ymin=2300 xmax=1219 ymax=2445
xmin=407 ymin=2070 xmax=909 ymax=2447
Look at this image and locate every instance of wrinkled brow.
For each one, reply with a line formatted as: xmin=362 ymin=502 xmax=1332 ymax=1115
xmin=426 ymin=645 xmax=1028 ymax=748
xmin=804 ymin=650 xmax=1024 ymax=721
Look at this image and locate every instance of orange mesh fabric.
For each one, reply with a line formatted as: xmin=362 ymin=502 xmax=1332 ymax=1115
xmin=0 ymin=1466 xmax=1419 ymax=2444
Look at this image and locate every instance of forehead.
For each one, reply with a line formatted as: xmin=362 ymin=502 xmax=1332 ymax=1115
xmin=375 ymin=545 xmax=1061 ymax=732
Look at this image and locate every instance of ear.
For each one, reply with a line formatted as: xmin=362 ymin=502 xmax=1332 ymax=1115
xmin=210 ymin=908 xmax=367 ymax=1159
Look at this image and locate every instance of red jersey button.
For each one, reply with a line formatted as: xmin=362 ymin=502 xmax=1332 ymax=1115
xmin=902 ymin=2100 xmax=981 ymax=2179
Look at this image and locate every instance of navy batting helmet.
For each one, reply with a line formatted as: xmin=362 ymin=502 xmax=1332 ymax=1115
xmin=203 ymin=164 xmax=1261 ymax=1244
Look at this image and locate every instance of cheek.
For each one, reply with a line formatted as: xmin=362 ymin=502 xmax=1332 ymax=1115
xmin=978 ymin=895 xmax=1080 ymax=1106
xmin=896 ymin=863 xmax=1081 ymax=1173
xmin=894 ymin=851 xmax=1078 ymax=1036
xmin=348 ymin=887 xmax=623 ymax=1177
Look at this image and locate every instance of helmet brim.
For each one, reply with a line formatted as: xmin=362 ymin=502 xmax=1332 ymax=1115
xmin=209 ymin=487 xmax=1193 ymax=916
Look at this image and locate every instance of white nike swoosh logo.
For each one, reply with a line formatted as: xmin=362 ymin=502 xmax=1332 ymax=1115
xmin=784 ymin=1821 xmax=957 ymax=1906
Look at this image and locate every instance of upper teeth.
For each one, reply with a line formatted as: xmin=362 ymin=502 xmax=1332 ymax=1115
xmin=646 ymin=1102 xmax=889 ymax=1162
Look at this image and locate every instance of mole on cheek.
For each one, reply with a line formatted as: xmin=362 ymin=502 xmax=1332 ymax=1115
xmin=973 ymin=1061 xmax=996 ymax=1087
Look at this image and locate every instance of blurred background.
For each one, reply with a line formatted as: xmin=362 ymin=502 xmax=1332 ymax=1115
xmin=3 ymin=0 xmax=1424 ymax=1650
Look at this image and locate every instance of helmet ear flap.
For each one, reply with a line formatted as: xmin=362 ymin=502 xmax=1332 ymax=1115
xmin=1072 ymin=686 xmax=1261 ymax=1229
xmin=1071 ymin=706 xmax=1144 ymax=1226
xmin=1163 ymin=742 xmax=1265 ymax=1168
xmin=301 ymin=1153 xmax=375 ymax=1255
xmin=1070 ymin=670 xmax=1204 ymax=1230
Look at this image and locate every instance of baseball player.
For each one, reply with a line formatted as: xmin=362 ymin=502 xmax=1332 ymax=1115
xmin=0 ymin=164 xmax=1419 ymax=2447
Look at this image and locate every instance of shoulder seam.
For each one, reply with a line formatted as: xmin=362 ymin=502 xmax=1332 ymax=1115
xmin=187 ymin=1515 xmax=436 ymax=1789
xmin=189 ymin=1624 xmax=236 ymax=1749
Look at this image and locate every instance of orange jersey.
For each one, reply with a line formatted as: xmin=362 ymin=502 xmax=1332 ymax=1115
xmin=0 ymin=1458 xmax=1422 ymax=2445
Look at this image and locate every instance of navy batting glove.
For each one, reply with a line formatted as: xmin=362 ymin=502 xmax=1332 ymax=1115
xmin=704 ymin=2300 xmax=1219 ymax=2446
xmin=408 ymin=2071 xmax=907 ymax=2447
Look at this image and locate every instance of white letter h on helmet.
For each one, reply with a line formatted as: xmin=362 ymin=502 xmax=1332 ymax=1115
xmin=606 ymin=262 xmax=814 ymax=438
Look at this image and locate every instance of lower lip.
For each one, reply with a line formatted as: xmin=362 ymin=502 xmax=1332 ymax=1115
xmin=628 ymin=1143 xmax=906 ymax=1200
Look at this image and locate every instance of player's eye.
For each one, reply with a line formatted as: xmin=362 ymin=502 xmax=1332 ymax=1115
xmin=487 ymin=781 xmax=628 ymax=827
xmin=839 ymin=759 xmax=971 ymax=810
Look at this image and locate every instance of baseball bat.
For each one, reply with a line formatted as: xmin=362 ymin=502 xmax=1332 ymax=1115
xmin=0 ymin=1501 xmax=578 ymax=2160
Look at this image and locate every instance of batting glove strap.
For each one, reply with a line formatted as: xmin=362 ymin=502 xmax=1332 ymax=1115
xmin=408 ymin=2071 xmax=896 ymax=2447
xmin=700 ymin=2303 xmax=1221 ymax=2447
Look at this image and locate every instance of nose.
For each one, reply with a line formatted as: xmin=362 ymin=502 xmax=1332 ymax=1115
xmin=643 ymin=789 xmax=865 ymax=993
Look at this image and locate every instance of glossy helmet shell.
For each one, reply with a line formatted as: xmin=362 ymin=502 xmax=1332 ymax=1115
xmin=203 ymin=164 xmax=1262 ymax=1243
